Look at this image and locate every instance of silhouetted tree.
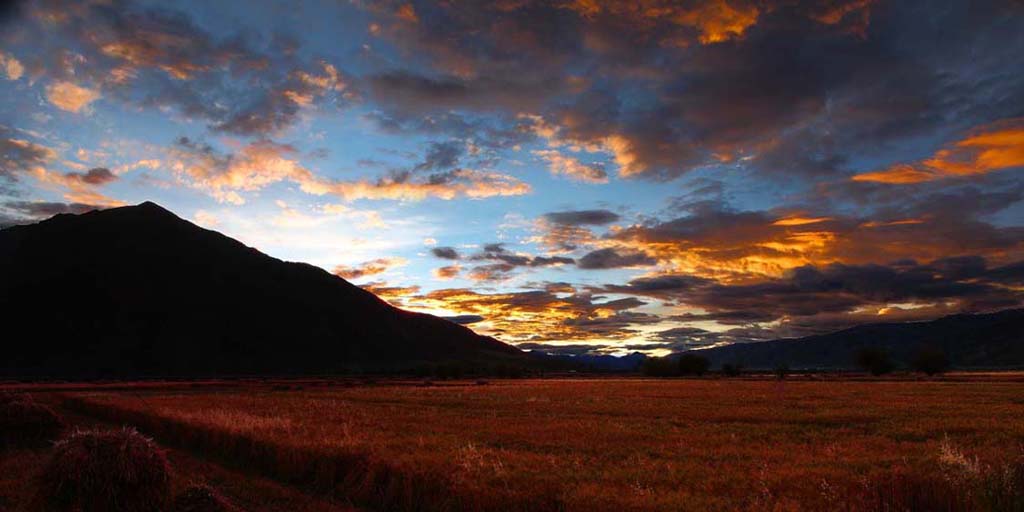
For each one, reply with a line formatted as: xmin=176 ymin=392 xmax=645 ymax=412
xmin=856 ymin=347 xmax=894 ymax=376
xmin=678 ymin=353 xmax=710 ymax=376
xmin=912 ymin=346 xmax=950 ymax=376
xmin=774 ymin=363 xmax=790 ymax=380
xmin=642 ymin=357 xmax=678 ymax=377
xmin=721 ymin=362 xmax=743 ymax=377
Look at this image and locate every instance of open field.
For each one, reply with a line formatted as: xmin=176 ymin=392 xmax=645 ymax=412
xmin=10 ymin=377 xmax=1014 ymax=511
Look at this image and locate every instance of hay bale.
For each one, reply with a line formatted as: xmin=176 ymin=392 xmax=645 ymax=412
xmin=36 ymin=427 xmax=171 ymax=512
xmin=0 ymin=394 xmax=64 ymax=449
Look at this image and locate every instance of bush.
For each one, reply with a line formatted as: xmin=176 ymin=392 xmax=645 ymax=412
xmin=855 ymin=347 xmax=894 ymax=376
xmin=642 ymin=357 xmax=678 ymax=377
xmin=36 ymin=427 xmax=171 ymax=512
xmin=912 ymin=346 xmax=950 ymax=376
xmin=858 ymin=442 xmax=1024 ymax=511
xmin=0 ymin=393 xmax=64 ymax=449
xmin=774 ymin=363 xmax=790 ymax=380
xmin=174 ymin=483 xmax=240 ymax=512
xmin=678 ymin=353 xmax=710 ymax=376
xmin=721 ymin=363 xmax=743 ymax=377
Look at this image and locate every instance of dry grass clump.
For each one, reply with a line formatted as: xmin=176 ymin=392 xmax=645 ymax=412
xmin=35 ymin=427 xmax=171 ymax=512
xmin=173 ymin=483 xmax=240 ymax=512
xmin=860 ymin=440 xmax=1024 ymax=511
xmin=0 ymin=393 xmax=64 ymax=449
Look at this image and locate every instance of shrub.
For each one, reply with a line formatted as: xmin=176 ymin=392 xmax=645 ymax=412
xmin=0 ymin=393 xmax=64 ymax=449
xmin=642 ymin=357 xmax=678 ymax=377
xmin=174 ymin=483 xmax=240 ymax=512
xmin=912 ymin=346 xmax=950 ymax=376
xmin=678 ymin=353 xmax=710 ymax=376
xmin=774 ymin=363 xmax=790 ymax=380
xmin=858 ymin=442 xmax=1024 ymax=511
xmin=721 ymin=363 xmax=743 ymax=377
xmin=36 ymin=427 xmax=171 ymax=512
xmin=855 ymin=347 xmax=894 ymax=376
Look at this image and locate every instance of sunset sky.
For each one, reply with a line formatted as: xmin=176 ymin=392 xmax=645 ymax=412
xmin=2 ymin=0 xmax=1023 ymax=356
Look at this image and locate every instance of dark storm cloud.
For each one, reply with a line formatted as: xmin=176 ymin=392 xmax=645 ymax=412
xmin=542 ymin=209 xmax=620 ymax=226
xmin=577 ymin=248 xmax=656 ymax=269
xmin=430 ymin=246 xmax=460 ymax=260
xmin=601 ymin=258 xmax=1024 ymax=330
xmin=360 ymin=0 xmax=1024 ymax=182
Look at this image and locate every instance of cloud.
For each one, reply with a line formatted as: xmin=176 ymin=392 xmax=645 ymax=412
xmin=389 ymin=285 xmax=654 ymax=343
xmin=45 ymin=81 xmax=101 ymax=112
xmin=414 ymin=141 xmax=462 ymax=172
xmin=532 ymin=149 xmax=608 ymax=184
xmin=68 ymin=167 xmax=117 ymax=185
xmin=169 ymin=137 xmax=530 ymax=204
xmin=357 ymin=0 xmax=1023 ymax=185
xmin=19 ymin=1 xmax=348 ymax=136
xmin=28 ymin=167 xmax=123 ymax=206
xmin=333 ymin=257 xmax=407 ymax=281
xmin=598 ymin=256 xmax=1024 ymax=338
xmin=534 ymin=209 xmax=620 ymax=252
xmin=542 ymin=209 xmax=620 ymax=226
xmin=577 ymin=248 xmax=656 ymax=269
xmin=433 ymin=264 xmax=461 ymax=280
xmin=853 ymin=119 xmax=1024 ymax=184
xmin=430 ymin=246 xmax=460 ymax=259
xmin=1 ymin=200 xmax=102 ymax=223
xmin=1 ymin=131 xmax=57 ymax=182
xmin=0 ymin=51 xmax=23 ymax=80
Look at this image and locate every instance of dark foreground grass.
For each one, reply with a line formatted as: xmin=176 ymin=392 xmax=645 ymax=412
xmin=56 ymin=379 xmax=1024 ymax=511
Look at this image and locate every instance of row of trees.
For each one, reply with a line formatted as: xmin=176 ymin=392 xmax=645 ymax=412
xmin=855 ymin=346 xmax=950 ymax=376
xmin=641 ymin=346 xmax=952 ymax=377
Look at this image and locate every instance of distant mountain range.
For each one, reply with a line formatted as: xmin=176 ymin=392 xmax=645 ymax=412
xmin=697 ymin=309 xmax=1024 ymax=370
xmin=0 ymin=202 xmax=525 ymax=378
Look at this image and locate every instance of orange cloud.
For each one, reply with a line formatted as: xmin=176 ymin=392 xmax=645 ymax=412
xmin=432 ymin=264 xmax=461 ymax=280
xmin=772 ymin=216 xmax=833 ymax=227
xmin=382 ymin=286 xmax=654 ymax=344
xmin=45 ymin=81 xmax=101 ymax=113
xmin=333 ymin=257 xmax=408 ymax=280
xmin=532 ymin=149 xmax=608 ymax=183
xmin=853 ymin=119 xmax=1024 ymax=184
xmin=171 ymin=139 xmax=531 ymax=204
xmin=669 ymin=0 xmax=760 ymax=44
xmin=0 ymin=52 xmax=23 ymax=80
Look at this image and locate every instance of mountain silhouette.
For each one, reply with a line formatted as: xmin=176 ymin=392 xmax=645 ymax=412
xmin=697 ymin=308 xmax=1024 ymax=370
xmin=0 ymin=202 xmax=525 ymax=378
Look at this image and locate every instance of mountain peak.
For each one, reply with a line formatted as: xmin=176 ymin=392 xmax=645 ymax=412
xmin=0 ymin=202 xmax=524 ymax=378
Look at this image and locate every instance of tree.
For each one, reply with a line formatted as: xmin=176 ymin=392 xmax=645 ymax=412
xmin=856 ymin=347 xmax=894 ymax=376
xmin=642 ymin=357 xmax=678 ymax=377
xmin=721 ymin=362 xmax=743 ymax=377
xmin=774 ymin=363 xmax=790 ymax=380
xmin=912 ymin=346 xmax=950 ymax=376
xmin=678 ymin=353 xmax=710 ymax=376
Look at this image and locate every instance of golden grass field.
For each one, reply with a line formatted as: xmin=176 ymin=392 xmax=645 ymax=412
xmin=33 ymin=377 xmax=1024 ymax=511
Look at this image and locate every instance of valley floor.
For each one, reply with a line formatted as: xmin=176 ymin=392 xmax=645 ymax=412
xmin=3 ymin=376 xmax=1024 ymax=511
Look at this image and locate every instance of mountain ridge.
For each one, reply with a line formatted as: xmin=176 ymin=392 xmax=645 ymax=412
xmin=695 ymin=308 xmax=1024 ymax=370
xmin=0 ymin=202 xmax=525 ymax=378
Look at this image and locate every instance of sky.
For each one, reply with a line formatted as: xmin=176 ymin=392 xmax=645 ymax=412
xmin=1 ymin=0 xmax=1023 ymax=357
